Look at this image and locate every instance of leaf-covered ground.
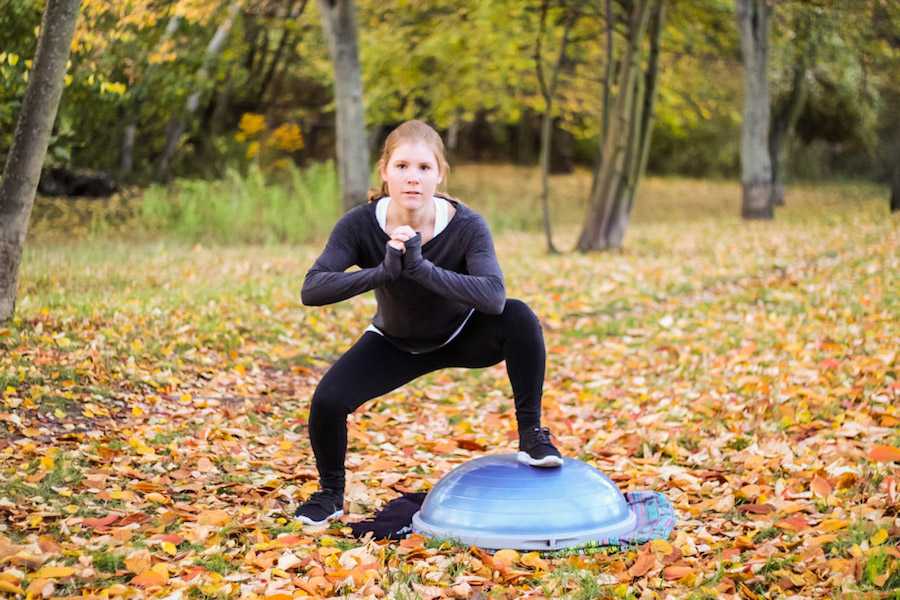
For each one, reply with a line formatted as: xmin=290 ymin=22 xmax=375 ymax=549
xmin=1 ymin=178 xmax=898 ymax=599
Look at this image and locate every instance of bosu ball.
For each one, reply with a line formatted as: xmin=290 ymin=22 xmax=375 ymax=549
xmin=412 ymin=453 xmax=636 ymax=550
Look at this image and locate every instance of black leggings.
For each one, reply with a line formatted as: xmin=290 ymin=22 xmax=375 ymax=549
xmin=308 ymin=298 xmax=545 ymax=492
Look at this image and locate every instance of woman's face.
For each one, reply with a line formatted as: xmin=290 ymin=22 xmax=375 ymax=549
xmin=380 ymin=141 xmax=443 ymax=212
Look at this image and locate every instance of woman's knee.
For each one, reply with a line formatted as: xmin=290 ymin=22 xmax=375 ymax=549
xmin=501 ymin=299 xmax=542 ymax=335
xmin=310 ymin=379 xmax=352 ymax=421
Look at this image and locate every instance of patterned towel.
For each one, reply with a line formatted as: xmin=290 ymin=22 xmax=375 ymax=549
xmin=350 ymin=490 xmax=675 ymax=552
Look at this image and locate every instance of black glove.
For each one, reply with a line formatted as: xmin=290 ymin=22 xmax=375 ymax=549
xmin=382 ymin=241 xmax=403 ymax=282
xmin=402 ymin=233 xmax=426 ymax=275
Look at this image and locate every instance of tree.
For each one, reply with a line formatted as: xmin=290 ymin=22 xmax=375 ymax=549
xmin=157 ymin=0 xmax=241 ymax=179
xmin=577 ymin=0 xmax=665 ymax=252
xmin=317 ymin=0 xmax=370 ymax=212
xmin=736 ymin=0 xmax=772 ymax=219
xmin=534 ymin=0 xmax=579 ymax=254
xmin=0 ymin=0 xmax=81 ymax=322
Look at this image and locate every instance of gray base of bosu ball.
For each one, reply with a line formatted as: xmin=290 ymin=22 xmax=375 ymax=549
xmin=411 ymin=453 xmax=636 ymax=551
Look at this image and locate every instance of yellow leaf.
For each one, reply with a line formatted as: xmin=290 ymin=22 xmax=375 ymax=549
xmin=650 ymin=539 xmax=673 ymax=555
xmin=820 ymin=519 xmax=849 ymax=532
xmin=871 ymin=529 xmax=888 ymax=546
xmin=33 ymin=566 xmax=75 ymax=578
xmin=492 ymin=549 xmax=519 ymax=569
xmin=520 ymin=551 xmax=547 ymax=570
xmin=161 ymin=541 xmax=177 ymax=556
xmin=0 ymin=581 xmax=24 ymax=595
xmin=132 ymin=406 xmax=144 ymax=416
xmin=144 ymin=492 xmax=170 ymax=505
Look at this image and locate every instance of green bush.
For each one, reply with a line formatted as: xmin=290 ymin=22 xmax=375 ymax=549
xmin=140 ymin=161 xmax=340 ymax=244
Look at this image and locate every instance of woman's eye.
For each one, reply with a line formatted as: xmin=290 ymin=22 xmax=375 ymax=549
xmin=421 ymin=165 xmax=431 ymax=171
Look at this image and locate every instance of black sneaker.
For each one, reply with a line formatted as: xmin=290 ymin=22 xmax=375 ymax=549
xmin=293 ymin=489 xmax=344 ymax=526
xmin=517 ymin=426 xmax=563 ymax=467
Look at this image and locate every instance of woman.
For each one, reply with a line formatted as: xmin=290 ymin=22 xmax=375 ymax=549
xmin=296 ymin=120 xmax=562 ymax=527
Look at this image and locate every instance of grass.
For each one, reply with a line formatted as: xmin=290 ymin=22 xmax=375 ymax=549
xmin=26 ymin=162 xmax=890 ymax=246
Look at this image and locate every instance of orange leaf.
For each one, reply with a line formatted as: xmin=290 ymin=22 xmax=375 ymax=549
xmin=662 ymin=565 xmax=694 ymax=580
xmin=810 ymin=476 xmax=833 ymax=498
xmin=197 ymin=509 xmax=230 ymax=526
xmin=125 ymin=550 xmax=151 ymax=575
xmin=82 ymin=514 xmax=119 ymax=529
xmin=131 ymin=570 xmax=167 ymax=587
xmin=776 ymin=516 xmax=809 ymax=532
xmin=399 ymin=534 xmax=426 ymax=549
xmin=868 ymin=445 xmax=900 ymax=463
xmin=155 ymin=534 xmax=184 ymax=544
xmin=628 ymin=552 xmax=656 ymax=578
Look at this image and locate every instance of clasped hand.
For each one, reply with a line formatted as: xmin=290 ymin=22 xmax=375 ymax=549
xmin=387 ymin=225 xmax=417 ymax=252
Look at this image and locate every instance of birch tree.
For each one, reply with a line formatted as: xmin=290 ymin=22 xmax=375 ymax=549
xmin=0 ymin=0 xmax=80 ymax=321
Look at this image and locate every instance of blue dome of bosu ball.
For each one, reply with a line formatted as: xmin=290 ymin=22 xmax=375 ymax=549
xmin=412 ymin=453 xmax=636 ymax=551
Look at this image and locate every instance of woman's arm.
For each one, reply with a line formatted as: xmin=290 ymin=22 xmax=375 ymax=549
xmin=301 ymin=212 xmax=403 ymax=306
xmin=401 ymin=217 xmax=506 ymax=314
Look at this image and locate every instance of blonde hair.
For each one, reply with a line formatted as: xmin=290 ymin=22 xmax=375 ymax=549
xmin=368 ymin=120 xmax=452 ymax=202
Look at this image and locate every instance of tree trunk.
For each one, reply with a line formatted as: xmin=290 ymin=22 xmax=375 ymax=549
xmin=538 ymin=112 xmax=558 ymax=253
xmin=768 ymin=59 xmax=809 ymax=207
xmin=891 ymin=164 xmax=899 ymax=213
xmin=120 ymin=123 xmax=136 ymax=175
xmin=535 ymin=0 xmax=577 ymax=254
xmin=317 ymin=0 xmax=370 ymax=212
xmin=0 ymin=0 xmax=80 ymax=322
xmin=737 ymin=0 xmax=773 ymax=219
xmin=157 ymin=1 xmax=240 ymax=179
xmin=259 ymin=0 xmax=308 ymax=103
xmin=577 ymin=0 xmax=653 ymax=252
xmin=608 ymin=0 xmax=665 ymax=249
xmin=119 ymin=14 xmax=181 ymax=180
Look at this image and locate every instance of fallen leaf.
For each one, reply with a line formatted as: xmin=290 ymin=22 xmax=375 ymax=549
xmin=662 ymin=565 xmax=694 ymax=580
xmin=810 ymin=476 xmax=833 ymax=498
xmin=628 ymin=552 xmax=656 ymax=578
xmin=197 ymin=509 xmax=230 ymax=526
xmin=32 ymin=566 xmax=75 ymax=579
xmin=868 ymin=445 xmax=900 ymax=462
xmin=492 ymin=549 xmax=519 ymax=569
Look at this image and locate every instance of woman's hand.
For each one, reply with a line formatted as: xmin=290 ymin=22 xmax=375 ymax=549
xmin=388 ymin=225 xmax=417 ymax=253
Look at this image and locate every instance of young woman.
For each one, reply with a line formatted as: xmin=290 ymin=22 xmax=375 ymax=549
xmin=295 ymin=120 xmax=562 ymax=526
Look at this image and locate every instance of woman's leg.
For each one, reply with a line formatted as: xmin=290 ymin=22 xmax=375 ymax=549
xmin=309 ymin=298 xmax=549 ymax=494
xmin=433 ymin=298 xmax=546 ymax=432
xmin=308 ymin=331 xmax=450 ymax=493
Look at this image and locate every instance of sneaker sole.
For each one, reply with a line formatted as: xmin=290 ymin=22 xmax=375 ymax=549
xmin=294 ymin=509 xmax=343 ymax=527
xmin=517 ymin=451 xmax=563 ymax=468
